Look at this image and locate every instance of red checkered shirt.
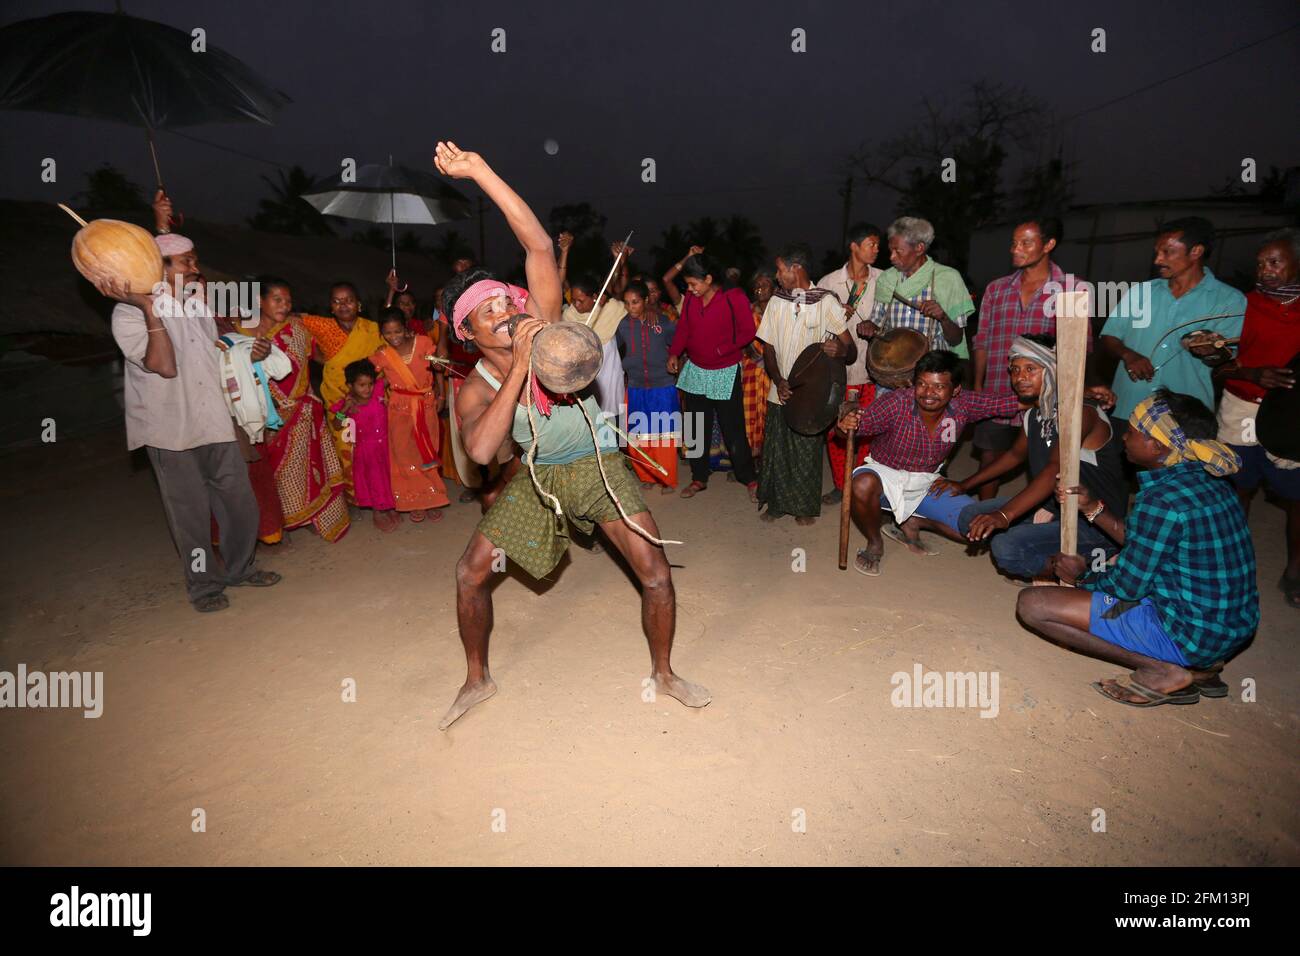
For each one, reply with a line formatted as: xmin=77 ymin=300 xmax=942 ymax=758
xmin=856 ymin=388 xmax=1023 ymax=473
xmin=973 ymin=262 xmax=1090 ymax=423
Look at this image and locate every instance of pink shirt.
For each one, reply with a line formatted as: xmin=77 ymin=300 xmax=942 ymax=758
xmin=667 ymin=287 xmax=755 ymax=370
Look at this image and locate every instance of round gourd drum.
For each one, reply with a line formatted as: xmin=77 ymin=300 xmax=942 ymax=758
xmin=71 ymin=218 xmax=163 ymax=295
xmin=530 ymin=320 xmax=602 ymax=393
xmin=867 ymin=327 xmax=929 ymax=389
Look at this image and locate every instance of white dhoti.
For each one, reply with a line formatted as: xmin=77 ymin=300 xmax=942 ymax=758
xmin=1217 ymin=389 xmax=1259 ymax=446
xmin=590 ymin=338 xmax=625 ymax=447
xmin=593 ymin=338 xmax=625 ymax=419
xmin=851 ymin=456 xmax=940 ymax=523
xmin=1217 ymin=388 xmax=1299 ymax=469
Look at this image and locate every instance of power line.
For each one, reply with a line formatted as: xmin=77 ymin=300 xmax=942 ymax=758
xmin=157 ymin=21 xmax=1300 ymax=211
xmin=1064 ymin=19 xmax=1300 ymax=121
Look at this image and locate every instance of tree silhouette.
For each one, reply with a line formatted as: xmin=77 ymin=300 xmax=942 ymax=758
xmin=548 ymin=202 xmax=608 ymax=278
xmin=77 ymin=164 xmax=148 ymax=212
xmin=650 ymin=215 xmax=767 ymax=282
xmin=249 ymin=166 xmax=334 ymax=236
xmin=1211 ymin=164 xmax=1289 ymax=204
xmin=849 ymin=81 xmax=1047 ymax=274
xmin=352 ymin=226 xmax=389 ymax=249
xmin=430 ymin=229 xmax=474 ymax=268
xmin=1009 ymin=156 xmax=1076 ymax=221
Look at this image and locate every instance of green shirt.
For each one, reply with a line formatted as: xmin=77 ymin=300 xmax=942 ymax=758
xmin=871 ymin=258 xmax=974 ymax=358
xmin=1100 ymin=270 xmax=1246 ymax=421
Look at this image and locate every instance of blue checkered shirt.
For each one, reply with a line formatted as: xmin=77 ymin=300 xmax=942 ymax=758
xmin=1079 ymin=461 xmax=1259 ymax=667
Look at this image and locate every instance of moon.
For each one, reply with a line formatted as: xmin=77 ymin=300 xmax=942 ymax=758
xmin=543 ymin=139 xmax=559 ymax=156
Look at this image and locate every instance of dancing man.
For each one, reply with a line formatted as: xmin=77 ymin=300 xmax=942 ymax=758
xmin=433 ymin=142 xmax=710 ymax=730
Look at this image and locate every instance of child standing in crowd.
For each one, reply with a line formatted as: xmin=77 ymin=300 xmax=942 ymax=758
xmin=333 ymin=359 xmax=400 ymax=532
xmin=373 ymin=309 xmax=451 ymax=522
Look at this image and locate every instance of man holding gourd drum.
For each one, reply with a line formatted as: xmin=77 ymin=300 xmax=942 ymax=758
xmin=432 ymin=141 xmax=710 ymax=730
xmin=77 ymin=214 xmax=282 ymax=613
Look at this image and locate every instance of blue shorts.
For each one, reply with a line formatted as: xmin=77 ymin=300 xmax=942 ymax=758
xmin=1088 ymin=592 xmax=1189 ymax=666
xmin=1230 ymin=443 xmax=1300 ymax=500
xmin=852 ymin=465 xmax=975 ymax=530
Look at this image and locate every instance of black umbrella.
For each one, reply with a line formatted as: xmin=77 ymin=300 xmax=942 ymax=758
xmin=304 ymin=159 xmax=474 ymax=271
xmin=0 ymin=7 xmax=291 ymax=195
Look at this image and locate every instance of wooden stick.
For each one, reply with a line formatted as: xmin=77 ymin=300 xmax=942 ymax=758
xmin=57 ymin=203 xmax=89 ymax=228
xmin=583 ymin=229 xmax=633 ymax=326
xmin=1055 ymin=290 xmax=1090 ymax=556
xmin=838 ymin=392 xmax=858 ymax=570
xmin=145 ymin=127 xmax=165 ymax=190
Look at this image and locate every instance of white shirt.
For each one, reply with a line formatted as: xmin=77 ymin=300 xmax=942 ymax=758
xmin=756 ymin=287 xmax=849 ymax=404
xmin=111 ymin=291 xmax=235 ymax=451
xmin=817 ymin=263 xmax=881 ymax=387
xmin=563 ymin=299 xmax=627 ymax=344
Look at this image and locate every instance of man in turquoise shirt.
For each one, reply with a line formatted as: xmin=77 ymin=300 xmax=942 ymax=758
xmin=1100 ymin=217 xmax=1246 ymax=421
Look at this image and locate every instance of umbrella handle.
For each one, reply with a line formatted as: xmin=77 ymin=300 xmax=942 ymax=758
xmin=146 ymin=128 xmax=183 ymax=231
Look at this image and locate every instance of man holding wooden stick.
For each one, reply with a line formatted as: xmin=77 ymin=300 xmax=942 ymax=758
xmin=1016 ymin=389 xmax=1259 ymax=708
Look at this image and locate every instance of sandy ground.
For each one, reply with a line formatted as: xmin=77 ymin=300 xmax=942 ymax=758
xmin=1 ymin=427 xmax=1297 ymax=866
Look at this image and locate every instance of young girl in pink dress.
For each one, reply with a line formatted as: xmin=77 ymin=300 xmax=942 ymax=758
xmin=332 ymin=359 xmax=400 ymax=532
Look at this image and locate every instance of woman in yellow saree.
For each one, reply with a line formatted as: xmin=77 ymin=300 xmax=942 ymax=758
xmin=299 ymin=281 xmax=382 ymax=498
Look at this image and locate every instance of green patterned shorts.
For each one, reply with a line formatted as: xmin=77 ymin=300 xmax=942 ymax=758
xmin=478 ymin=452 xmax=648 ymax=580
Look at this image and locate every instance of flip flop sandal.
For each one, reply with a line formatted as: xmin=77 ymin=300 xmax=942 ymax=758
xmin=854 ymin=549 xmax=883 ymax=576
xmin=1193 ymin=675 xmax=1229 ymax=698
xmin=193 ymin=593 xmax=230 ymax=613
xmin=229 ymin=570 xmax=281 ymax=588
xmin=409 ymin=510 xmax=427 ymax=523
xmin=680 ymin=481 xmax=707 ymax=499
xmin=882 ymin=523 xmax=938 ymax=556
xmin=1091 ymin=679 xmax=1200 ymax=707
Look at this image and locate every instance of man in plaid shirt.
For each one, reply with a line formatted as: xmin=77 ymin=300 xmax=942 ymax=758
xmin=1018 ymin=389 xmax=1259 ymax=708
xmin=838 ymin=350 xmax=1025 ymax=575
xmin=970 ymin=218 xmax=1089 ymax=499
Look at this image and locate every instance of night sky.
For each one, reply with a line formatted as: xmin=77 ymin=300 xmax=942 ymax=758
xmin=3 ymin=0 xmax=1297 ymax=273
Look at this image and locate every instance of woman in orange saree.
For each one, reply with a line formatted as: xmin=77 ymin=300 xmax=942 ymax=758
xmin=249 ymin=278 xmax=350 ymax=543
xmin=373 ymin=310 xmax=450 ymax=521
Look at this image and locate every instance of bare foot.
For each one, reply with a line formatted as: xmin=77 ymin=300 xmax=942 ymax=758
xmin=887 ymin=519 xmax=937 ymax=555
xmin=653 ymin=672 xmax=712 ymax=708
xmin=438 ymin=677 xmax=498 ymax=730
xmin=795 ymin=516 xmax=816 ymax=526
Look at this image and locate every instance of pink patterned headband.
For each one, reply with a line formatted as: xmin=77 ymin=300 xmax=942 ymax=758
xmin=451 ymin=280 xmax=528 ymax=341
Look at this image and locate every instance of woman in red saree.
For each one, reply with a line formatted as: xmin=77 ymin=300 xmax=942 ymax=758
xmin=373 ymin=310 xmax=451 ymax=521
xmin=248 ymin=277 xmax=351 ymax=543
